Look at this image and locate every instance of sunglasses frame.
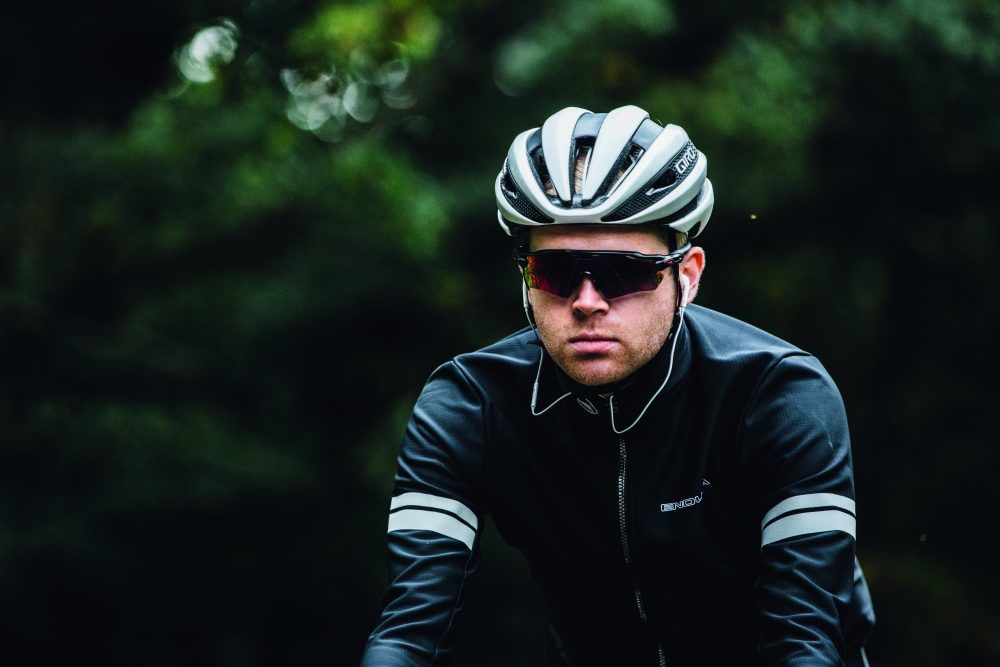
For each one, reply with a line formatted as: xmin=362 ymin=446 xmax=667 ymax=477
xmin=514 ymin=242 xmax=691 ymax=299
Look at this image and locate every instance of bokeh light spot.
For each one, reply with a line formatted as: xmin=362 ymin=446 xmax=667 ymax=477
xmin=177 ymin=20 xmax=239 ymax=84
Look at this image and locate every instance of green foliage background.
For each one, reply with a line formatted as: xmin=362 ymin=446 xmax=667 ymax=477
xmin=2 ymin=0 xmax=998 ymax=664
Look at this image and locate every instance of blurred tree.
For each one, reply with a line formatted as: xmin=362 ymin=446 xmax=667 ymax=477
xmin=1 ymin=0 xmax=998 ymax=664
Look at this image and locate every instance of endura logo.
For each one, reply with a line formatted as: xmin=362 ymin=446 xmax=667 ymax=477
xmin=660 ymin=492 xmax=702 ymax=512
xmin=660 ymin=479 xmax=710 ymax=512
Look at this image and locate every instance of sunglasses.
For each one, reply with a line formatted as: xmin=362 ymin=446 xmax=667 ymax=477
xmin=514 ymin=244 xmax=690 ymax=299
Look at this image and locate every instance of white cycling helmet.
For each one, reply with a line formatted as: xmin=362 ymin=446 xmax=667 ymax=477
xmin=496 ymin=105 xmax=713 ymax=243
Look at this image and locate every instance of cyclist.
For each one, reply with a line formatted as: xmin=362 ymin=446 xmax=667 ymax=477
xmin=361 ymin=105 xmax=875 ymax=666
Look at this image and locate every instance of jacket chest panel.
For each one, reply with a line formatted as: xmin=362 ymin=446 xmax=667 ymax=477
xmin=486 ymin=415 xmax=619 ymax=569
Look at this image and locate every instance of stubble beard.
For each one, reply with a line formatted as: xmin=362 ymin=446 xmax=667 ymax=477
xmin=533 ymin=307 xmax=674 ymax=387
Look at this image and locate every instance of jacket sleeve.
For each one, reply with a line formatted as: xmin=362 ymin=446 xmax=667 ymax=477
xmin=361 ymin=361 xmax=487 ymax=667
xmin=742 ymin=354 xmax=875 ymax=666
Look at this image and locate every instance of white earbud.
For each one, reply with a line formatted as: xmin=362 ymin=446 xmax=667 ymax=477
xmin=522 ymin=281 xmax=536 ymax=327
xmin=679 ymin=274 xmax=690 ymax=308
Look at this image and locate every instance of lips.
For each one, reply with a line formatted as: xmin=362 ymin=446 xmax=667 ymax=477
xmin=569 ymin=334 xmax=618 ymax=354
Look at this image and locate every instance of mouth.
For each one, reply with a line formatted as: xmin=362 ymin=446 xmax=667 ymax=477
xmin=568 ymin=334 xmax=618 ymax=354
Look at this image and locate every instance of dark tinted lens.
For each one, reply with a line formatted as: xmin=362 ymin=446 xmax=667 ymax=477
xmin=590 ymin=256 xmax=663 ymax=298
xmin=524 ymin=253 xmax=578 ymax=297
xmin=522 ymin=251 xmax=666 ymax=299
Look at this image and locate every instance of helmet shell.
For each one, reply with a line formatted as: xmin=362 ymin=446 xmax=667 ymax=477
xmin=496 ymin=105 xmax=713 ymax=239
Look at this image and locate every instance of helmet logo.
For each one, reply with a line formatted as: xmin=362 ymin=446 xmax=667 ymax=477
xmin=673 ymin=143 xmax=699 ymax=177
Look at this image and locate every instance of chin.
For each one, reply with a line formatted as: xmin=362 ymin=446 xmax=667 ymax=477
xmin=563 ymin=359 xmax=630 ymax=387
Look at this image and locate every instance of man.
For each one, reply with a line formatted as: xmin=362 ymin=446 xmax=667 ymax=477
xmin=361 ymin=105 xmax=875 ymax=666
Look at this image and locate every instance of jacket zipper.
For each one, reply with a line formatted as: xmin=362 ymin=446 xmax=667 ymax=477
xmin=618 ymin=437 xmax=667 ymax=667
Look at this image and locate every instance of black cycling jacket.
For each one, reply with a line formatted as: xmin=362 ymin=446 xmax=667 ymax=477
xmin=362 ymin=305 xmax=875 ymax=666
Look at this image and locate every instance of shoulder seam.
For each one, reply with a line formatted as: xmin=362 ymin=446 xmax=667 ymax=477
xmin=446 ymin=358 xmax=490 ymax=507
xmin=734 ymin=352 xmax=813 ymax=446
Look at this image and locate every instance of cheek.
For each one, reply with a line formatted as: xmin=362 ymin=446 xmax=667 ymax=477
xmin=529 ymin=292 xmax=566 ymax=319
xmin=526 ymin=294 xmax=563 ymax=336
xmin=619 ymin=293 xmax=675 ymax=341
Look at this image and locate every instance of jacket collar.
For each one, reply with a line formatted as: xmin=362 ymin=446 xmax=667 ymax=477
xmin=530 ymin=316 xmax=692 ymax=432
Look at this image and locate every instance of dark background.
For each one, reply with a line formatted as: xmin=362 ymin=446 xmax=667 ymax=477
xmin=2 ymin=1 xmax=998 ymax=664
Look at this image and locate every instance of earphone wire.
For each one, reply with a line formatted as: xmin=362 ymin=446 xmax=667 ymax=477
xmin=531 ymin=350 xmax=573 ymax=415
xmin=524 ymin=281 xmax=573 ymax=415
xmin=525 ymin=271 xmax=689 ymax=421
xmin=609 ymin=283 xmax=688 ymax=435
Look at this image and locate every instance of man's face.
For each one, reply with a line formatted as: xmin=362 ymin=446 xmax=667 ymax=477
xmin=527 ymin=226 xmax=690 ymax=387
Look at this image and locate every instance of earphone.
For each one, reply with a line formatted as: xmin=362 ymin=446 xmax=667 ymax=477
xmin=679 ymin=274 xmax=690 ymax=309
xmin=522 ymin=280 xmax=537 ymax=328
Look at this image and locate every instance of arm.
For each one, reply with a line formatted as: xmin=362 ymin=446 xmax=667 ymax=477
xmin=742 ymin=355 xmax=875 ymax=666
xmin=361 ymin=361 xmax=486 ymax=667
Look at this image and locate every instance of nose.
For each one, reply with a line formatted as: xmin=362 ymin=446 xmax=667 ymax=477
xmin=571 ymin=275 xmax=610 ymax=316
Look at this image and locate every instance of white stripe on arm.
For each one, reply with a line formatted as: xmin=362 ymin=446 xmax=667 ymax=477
xmin=388 ymin=509 xmax=477 ymax=549
xmin=761 ymin=493 xmax=856 ymax=529
xmin=390 ymin=492 xmax=478 ymax=530
xmin=761 ymin=509 xmax=856 ymax=547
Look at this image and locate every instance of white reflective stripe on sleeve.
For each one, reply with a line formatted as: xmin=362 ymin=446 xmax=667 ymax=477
xmin=388 ymin=509 xmax=476 ymax=550
xmin=760 ymin=509 xmax=856 ymax=548
xmin=761 ymin=493 xmax=856 ymax=529
xmin=390 ymin=492 xmax=478 ymax=530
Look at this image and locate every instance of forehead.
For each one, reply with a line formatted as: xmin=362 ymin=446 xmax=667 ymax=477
xmin=529 ymin=225 xmax=670 ymax=254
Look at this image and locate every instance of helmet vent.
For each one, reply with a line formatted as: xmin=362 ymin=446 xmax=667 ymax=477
xmin=646 ymin=141 xmax=698 ymax=195
xmin=580 ymin=142 xmax=644 ymax=205
xmin=601 ymin=141 xmax=700 ymax=221
xmin=541 ymin=168 xmax=557 ymax=199
xmin=530 ymin=148 xmax=560 ymax=202
xmin=572 ymin=143 xmax=593 ymax=199
xmin=500 ymin=163 xmax=554 ymax=223
xmin=649 ymin=166 xmax=678 ymax=192
xmin=604 ymin=144 xmax=644 ymax=199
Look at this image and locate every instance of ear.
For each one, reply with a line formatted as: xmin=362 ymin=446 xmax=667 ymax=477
xmin=679 ymin=247 xmax=706 ymax=305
